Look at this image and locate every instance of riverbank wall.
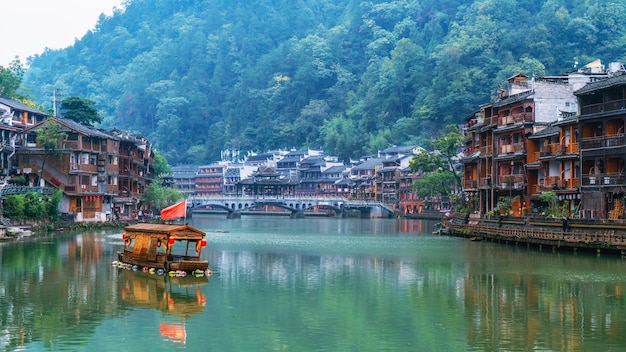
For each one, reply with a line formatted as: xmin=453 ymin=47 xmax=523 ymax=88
xmin=441 ymin=213 xmax=626 ymax=258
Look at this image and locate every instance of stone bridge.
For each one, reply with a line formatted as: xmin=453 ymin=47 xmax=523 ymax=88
xmin=188 ymin=196 xmax=396 ymax=218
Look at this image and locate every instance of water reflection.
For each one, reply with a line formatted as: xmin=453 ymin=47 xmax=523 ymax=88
xmin=0 ymin=232 xmax=115 ymax=350
xmin=1 ymin=219 xmax=626 ymax=351
xmin=462 ymin=243 xmax=626 ymax=351
xmin=117 ymin=269 xmax=208 ymax=345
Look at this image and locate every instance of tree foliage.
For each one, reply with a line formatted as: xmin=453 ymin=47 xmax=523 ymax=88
xmin=409 ymin=124 xmax=464 ymax=190
xmin=60 ymin=96 xmax=103 ymax=126
xmin=3 ymin=190 xmax=62 ymax=221
xmin=16 ymin=0 xmax=626 ymax=165
xmin=0 ymin=58 xmax=24 ymax=99
xmin=142 ymin=182 xmax=183 ymax=211
xmin=414 ymin=172 xmax=456 ymax=199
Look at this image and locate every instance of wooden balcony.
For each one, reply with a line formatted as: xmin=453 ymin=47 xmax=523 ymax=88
xmin=581 ymin=99 xmax=626 ymax=115
xmin=498 ymin=142 xmax=525 ymax=155
xmin=479 ymin=145 xmax=494 ymax=156
xmin=479 ymin=177 xmax=492 ymax=188
xmin=539 ymin=177 xmax=581 ymax=189
xmin=69 ymin=163 xmax=98 ymax=173
xmin=497 ymin=174 xmax=525 ymax=190
xmin=580 ymin=134 xmax=625 ymax=150
xmin=582 ymin=173 xmax=625 ymax=186
xmin=540 ymin=143 xmax=560 ymax=156
xmin=463 ymin=180 xmax=478 ymax=189
xmin=497 ymin=113 xmax=533 ymax=127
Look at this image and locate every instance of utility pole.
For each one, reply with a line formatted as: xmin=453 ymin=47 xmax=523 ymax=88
xmin=51 ymin=88 xmax=62 ymax=117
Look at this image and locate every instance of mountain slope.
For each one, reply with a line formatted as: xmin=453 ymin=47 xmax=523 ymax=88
xmin=21 ymin=0 xmax=626 ymax=164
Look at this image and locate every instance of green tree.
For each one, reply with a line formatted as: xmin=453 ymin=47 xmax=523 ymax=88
xmin=3 ymin=194 xmax=25 ymax=219
xmin=143 ymin=183 xmax=183 ymax=211
xmin=0 ymin=58 xmax=24 ymax=99
xmin=414 ymin=171 xmax=456 ymax=199
xmin=60 ymin=97 xmax=103 ymax=126
xmin=46 ymin=189 xmax=62 ymax=221
xmin=409 ymin=124 xmax=464 ymax=191
xmin=320 ymin=115 xmax=365 ymax=162
xmin=35 ymin=120 xmax=68 ymax=186
xmin=152 ymin=150 xmax=171 ymax=179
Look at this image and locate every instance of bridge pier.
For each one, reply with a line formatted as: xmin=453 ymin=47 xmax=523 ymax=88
xmin=227 ymin=212 xmax=241 ymax=219
xmin=290 ymin=211 xmax=305 ymax=219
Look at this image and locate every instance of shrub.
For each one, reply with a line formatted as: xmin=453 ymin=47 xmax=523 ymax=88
xmin=3 ymin=195 xmax=25 ymax=218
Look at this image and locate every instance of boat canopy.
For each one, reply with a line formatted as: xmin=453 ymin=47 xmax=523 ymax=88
xmin=124 ymin=223 xmax=206 ymax=240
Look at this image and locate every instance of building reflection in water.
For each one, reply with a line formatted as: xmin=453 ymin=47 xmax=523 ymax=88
xmin=461 ymin=245 xmax=626 ymax=351
xmin=117 ymin=269 xmax=208 ymax=345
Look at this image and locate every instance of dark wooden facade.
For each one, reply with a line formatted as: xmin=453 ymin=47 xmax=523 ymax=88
xmin=576 ymin=74 xmax=626 ymax=219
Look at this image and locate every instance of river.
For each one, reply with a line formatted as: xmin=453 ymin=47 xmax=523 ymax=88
xmin=1 ymin=215 xmax=625 ymax=351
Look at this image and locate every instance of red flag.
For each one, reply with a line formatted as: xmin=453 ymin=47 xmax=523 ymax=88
xmin=160 ymin=200 xmax=187 ymax=220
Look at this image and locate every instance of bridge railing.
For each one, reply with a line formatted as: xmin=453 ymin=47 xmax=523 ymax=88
xmin=188 ymin=195 xmax=394 ymax=214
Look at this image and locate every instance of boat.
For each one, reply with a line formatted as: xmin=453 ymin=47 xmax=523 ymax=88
xmin=118 ymin=223 xmax=209 ymax=273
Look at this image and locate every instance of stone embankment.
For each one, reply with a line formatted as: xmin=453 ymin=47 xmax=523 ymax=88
xmin=441 ymin=213 xmax=626 ymax=258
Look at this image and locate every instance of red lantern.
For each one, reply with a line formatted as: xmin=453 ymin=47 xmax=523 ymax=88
xmin=201 ymin=239 xmax=207 ymax=248
xmin=122 ymin=233 xmax=127 ymax=240
xmin=168 ymin=237 xmax=175 ymax=245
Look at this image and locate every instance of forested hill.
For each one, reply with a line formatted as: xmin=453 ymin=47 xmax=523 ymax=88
xmin=20 ymin=0 xmax=626 ymax=165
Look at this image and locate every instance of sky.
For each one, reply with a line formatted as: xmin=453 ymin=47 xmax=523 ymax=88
xmin=1 ymin=0 xmax=125 ymax=67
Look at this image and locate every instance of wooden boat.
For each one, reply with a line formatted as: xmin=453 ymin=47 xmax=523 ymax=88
xmin=118 ymin=223 xmax=209 ymax=273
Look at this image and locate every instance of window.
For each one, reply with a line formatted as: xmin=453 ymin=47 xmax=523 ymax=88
xmin=26 ymin=133 xmax=37 ymax=146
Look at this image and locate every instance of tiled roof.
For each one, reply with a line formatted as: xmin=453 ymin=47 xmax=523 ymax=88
xmin=0 ymin=97 xmax=47 ymax=115
xmin=528 ymin=126 xmax=559 ymax=139
xmin=575 ymin=74 xmax=626 ymax=95
xmin=323 ymin=165 xmax=346 ymax=174
xmin=56 ymin=118 xmax=115 ymax=139
xmin=351 ymin=158 xmax=385 ymax=170
xmin=172 ymin=165 xmax=199 ymax=172
xmin=493 ymin=90 xmax=533 ymax=108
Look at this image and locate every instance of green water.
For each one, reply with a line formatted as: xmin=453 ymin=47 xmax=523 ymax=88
xmin=1 ymin=215 xmax=626 ymax=351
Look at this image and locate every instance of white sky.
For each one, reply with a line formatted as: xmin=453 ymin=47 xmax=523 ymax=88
xmin=1 ymin=0 xmax=125 ymax=67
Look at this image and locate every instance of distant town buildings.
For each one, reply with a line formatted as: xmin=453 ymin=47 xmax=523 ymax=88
xmin=170 ymin=146 xmax=427 ymax=214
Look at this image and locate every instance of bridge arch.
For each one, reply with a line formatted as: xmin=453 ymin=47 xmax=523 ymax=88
xmin=189 ymin=196 xmax=394 ymax=218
